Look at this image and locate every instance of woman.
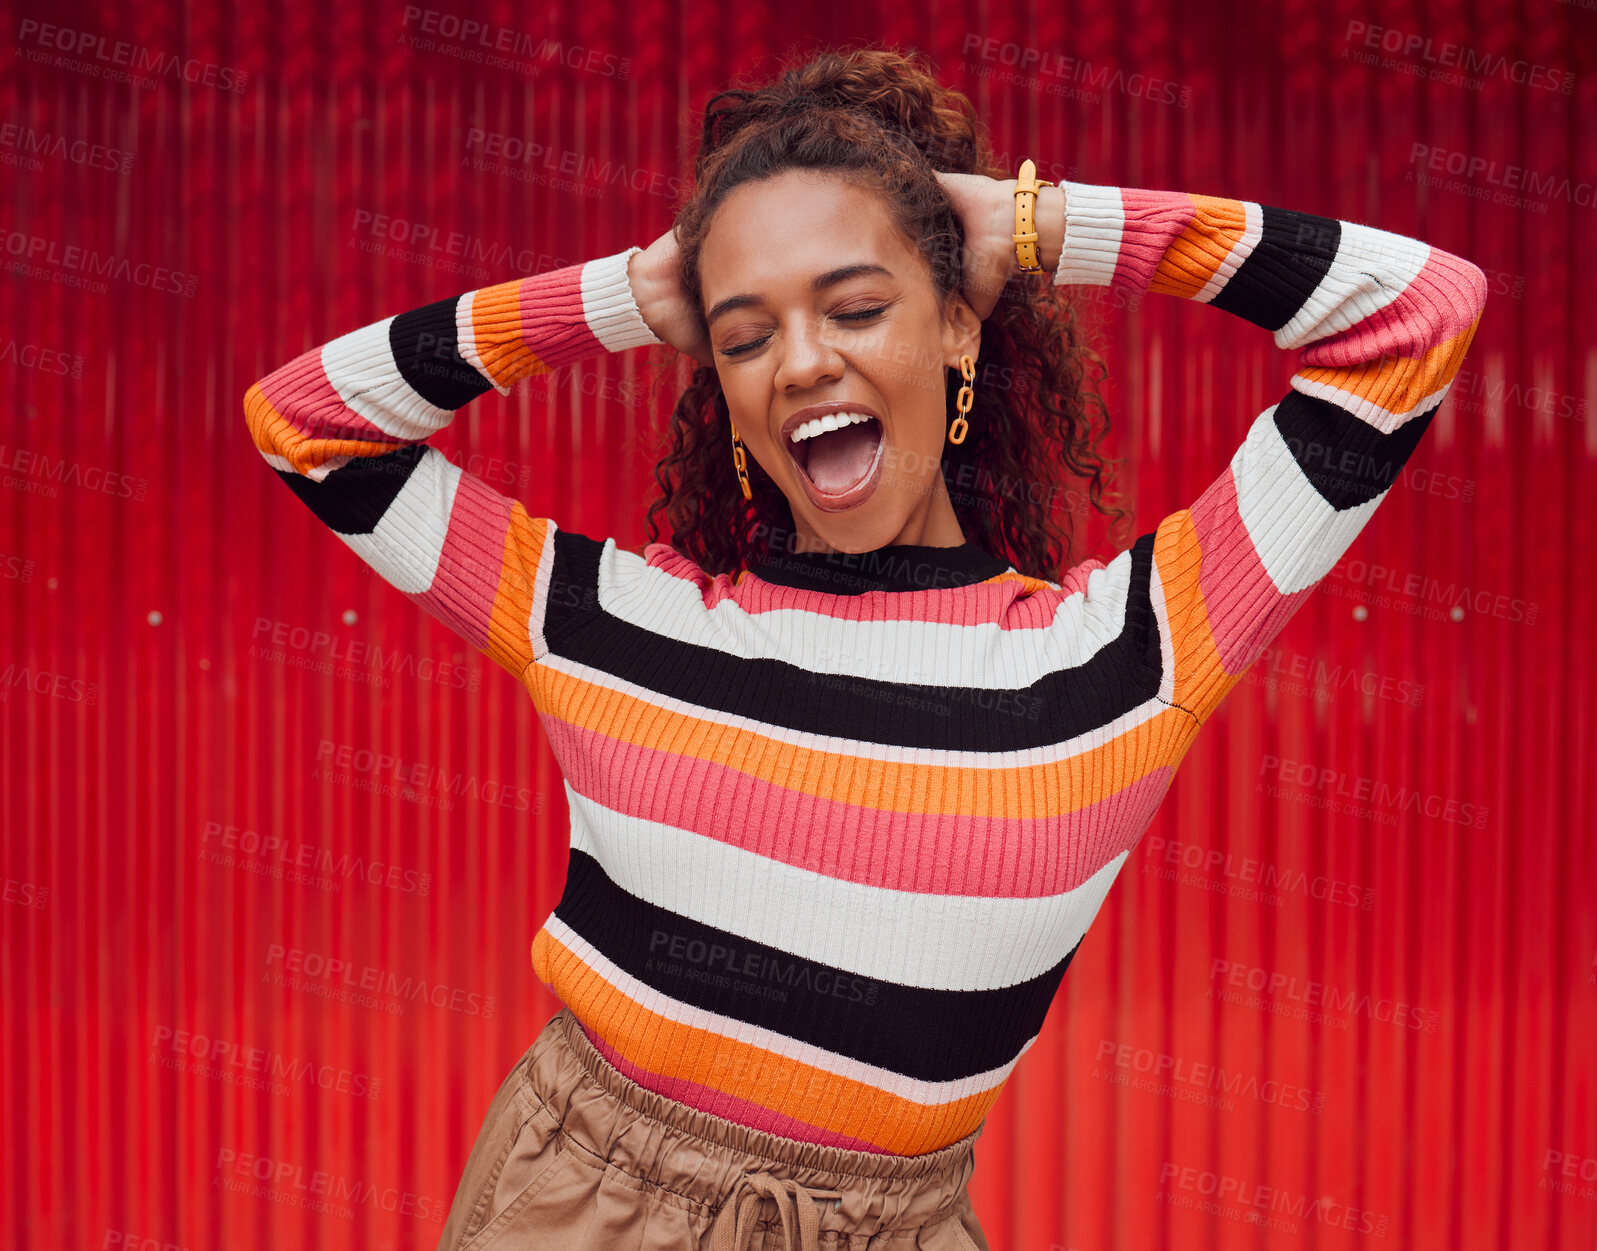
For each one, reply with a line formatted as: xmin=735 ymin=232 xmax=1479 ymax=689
xmin=242 ymin=45 xmax=1487 ymax=1251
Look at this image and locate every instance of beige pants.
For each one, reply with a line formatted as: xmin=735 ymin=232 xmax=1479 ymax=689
xmin=436 ymin=1008 xmax=990 ymax=1250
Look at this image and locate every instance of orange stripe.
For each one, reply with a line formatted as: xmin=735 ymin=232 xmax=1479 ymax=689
xmin=1149 ymin=508 xmax=1231 ymax=717
xmin=491 ymin=499 xmax=548 ymax=671
xmin=532 ymin=928 xmax=996 ymax=1155
xmin=991 ymin=569 xmax=1063 ymax=594
xmin=242 ymin=381 xmax=405 ymax=473
xmin=1297 ymin=321 xmax=1483 ymax=416
xmin=468 ymin=280 xmax=552 ymax=390
xmin=1152 ymin=194 xmax=1249 ymax=300
xmin=523 ymin=661 xmax=1190 ymax=818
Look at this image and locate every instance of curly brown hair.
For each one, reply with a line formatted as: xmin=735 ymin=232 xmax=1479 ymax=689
xmin=637 ymin=42 xmax=1133 ymax=584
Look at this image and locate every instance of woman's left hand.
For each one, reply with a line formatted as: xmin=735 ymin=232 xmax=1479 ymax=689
xmin=934 ymin=170 xmax=1017 ymax=320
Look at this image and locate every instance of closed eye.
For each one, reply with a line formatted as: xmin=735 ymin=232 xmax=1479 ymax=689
xmin=836 ymin=306 xmax=889 ymax=322
xmin=719 ymin=306 xmax=890 ymax=358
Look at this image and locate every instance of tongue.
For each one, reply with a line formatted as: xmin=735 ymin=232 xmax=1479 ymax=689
xmin=805 ymin=420 xmax=880 ymax=494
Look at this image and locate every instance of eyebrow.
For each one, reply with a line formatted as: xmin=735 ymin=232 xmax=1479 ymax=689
xmin=704 ymin=262 xmax=897 ymax=326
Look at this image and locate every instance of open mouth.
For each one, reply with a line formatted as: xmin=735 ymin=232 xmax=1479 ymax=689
xmin=787 ymin=413 xmax=884 ymax=502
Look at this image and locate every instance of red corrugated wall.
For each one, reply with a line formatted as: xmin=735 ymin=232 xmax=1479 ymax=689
xmin=2 ymin=0 xmax=1593 ymax=1247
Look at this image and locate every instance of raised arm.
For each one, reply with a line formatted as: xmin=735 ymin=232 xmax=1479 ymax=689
xmin=1046 ymin=183 xmax=1488 ymax=727
xmin=241 ymin=249 xmax=664 ymax=682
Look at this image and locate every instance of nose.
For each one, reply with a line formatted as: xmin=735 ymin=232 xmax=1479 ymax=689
xmin=772 ymin=315 xmax=847 ymax=394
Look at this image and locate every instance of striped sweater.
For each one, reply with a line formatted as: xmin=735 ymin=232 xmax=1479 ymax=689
xmin=242 ymin=182 xmax=1488 ymax=1156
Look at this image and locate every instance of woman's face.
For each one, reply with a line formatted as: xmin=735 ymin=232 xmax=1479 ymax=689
xmin=698 ymin=168 xmax=982 ymax=555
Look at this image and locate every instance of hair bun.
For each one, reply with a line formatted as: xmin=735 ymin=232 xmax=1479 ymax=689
xmin=699 ymin=49 xmax=984 ymax=177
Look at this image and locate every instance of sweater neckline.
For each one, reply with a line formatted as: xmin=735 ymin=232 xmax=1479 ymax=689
xmin=745 ymin=539 xmax=1011 ymax=595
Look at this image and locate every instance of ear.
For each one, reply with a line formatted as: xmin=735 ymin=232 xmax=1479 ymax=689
xmin=940 ymin=290 xmax=983 ymax=370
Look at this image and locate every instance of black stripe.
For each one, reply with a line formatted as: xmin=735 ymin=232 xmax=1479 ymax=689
xmin=540 ymin=531 xmax=1167 ymax=752
xmin=554 ymin=848 xmax=1080 ymax=1082
xmin=1125 ymin=531 xmax=1162 ymax=681
xmin=274 ymin=444 xmax=426 ymax=535
xmin=390 ymin=296 xmax=497 ymax=410
xmin=1209 ymin=206 xmax=1340 ymax=333
xmin=1274 ymin=389 xmax=1439 ymax=511
xmin=748 ymin=542 xmax=1011 ymax=595
xmin=543 ymin=526 xmax=607 ymax=636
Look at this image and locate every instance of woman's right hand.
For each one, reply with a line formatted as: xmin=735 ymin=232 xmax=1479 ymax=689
xmin=630 ymin=228 xmax=715 ymax=368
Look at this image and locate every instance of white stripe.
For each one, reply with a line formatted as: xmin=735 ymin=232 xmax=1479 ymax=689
xmin=537 ymin=646 xmax=1171 ymax=768
xmin=528 ymin=517 xmax=564 ymax=662
xmin=586 ymin=536 xmax=1142 ymax=688
xmin=1146 ymin=551 xmax=1177 ymax=708
xmin=566 ymin=783 xmax=1131 ymax=991
xmin=581 ymin=247 xmax=666 ymax=353
xmin=455 ymin=291 xmax=512 ymax=396
xmin=1233 ymin=405 xmax=1384 ymax=594
xmin=321 ymin=318 xmax=454 ymax=441
xmin=1275 ymin=223 xmax=1429 ymax=350
xmin=543 ymin=912 xmax=1039 ymax=1106
xmin=336 ymin=445 xmax=457 ymax=594
xmin=1054 ymin=182 xmax=1124 ymax=287
xmin=1193 ymin=200 xmax=1264 ymax=304
xmin=1291 ymin=373 xmax=1452 ymax=436
xmin=309 ymin=454 xmax=352 ymax=482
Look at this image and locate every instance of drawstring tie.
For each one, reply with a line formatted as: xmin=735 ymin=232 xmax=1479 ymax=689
xmin=710 ymin=1170 xmax=845 ymax=1251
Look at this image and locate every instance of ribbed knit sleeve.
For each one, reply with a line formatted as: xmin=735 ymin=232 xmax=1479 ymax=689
xmin=1053 ymin=185 xmax=1488 ymax=725
xmin=241 ymin=248 xmax=665 ymax=681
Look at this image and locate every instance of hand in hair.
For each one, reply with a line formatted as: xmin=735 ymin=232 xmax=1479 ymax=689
xmin=631 ymin=226 xmax=716 ymax=367
xmin=935 ymin=170 xmax=1027 ymax=321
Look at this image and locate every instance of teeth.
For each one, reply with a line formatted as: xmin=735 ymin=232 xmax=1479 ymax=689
xmin=788 ymin=412 xmax=875 ymax=444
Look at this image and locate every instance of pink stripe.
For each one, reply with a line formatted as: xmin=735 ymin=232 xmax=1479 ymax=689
xmin=406 ymin=468 xmax=510 ymax=653
xmin=642 ymin=543 xmax=741 ymax=603
xmin=580 ymin=1023 xmax=894 ymax=1153
xmin=1054 ymin=555 xmax=1108 ymax=598
xmin=517 ymin=263 xmax=604 ymax=370
xmin=1189 ymin=466 xmax=1318 ymax=674
xmin=543 ymin=715 xmax=1174 ymax=896
xmin=1111 ymin=188 xmax=1199 ymax=291
xmin=257 ymin=351 xmax=400 ymax=445
xmin=1301 ymin=250 xmax=1487 ymax=369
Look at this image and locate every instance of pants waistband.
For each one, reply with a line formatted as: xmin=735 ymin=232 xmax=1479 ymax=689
xmin=526 ymin=1008 xmax=984 ymax=1227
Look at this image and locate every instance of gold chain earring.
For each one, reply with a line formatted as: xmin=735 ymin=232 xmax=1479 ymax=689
xmin=949 ymin=353 xmax=976 ymax=445
xmin=728 ymin=415 xmax=753 ymax=500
